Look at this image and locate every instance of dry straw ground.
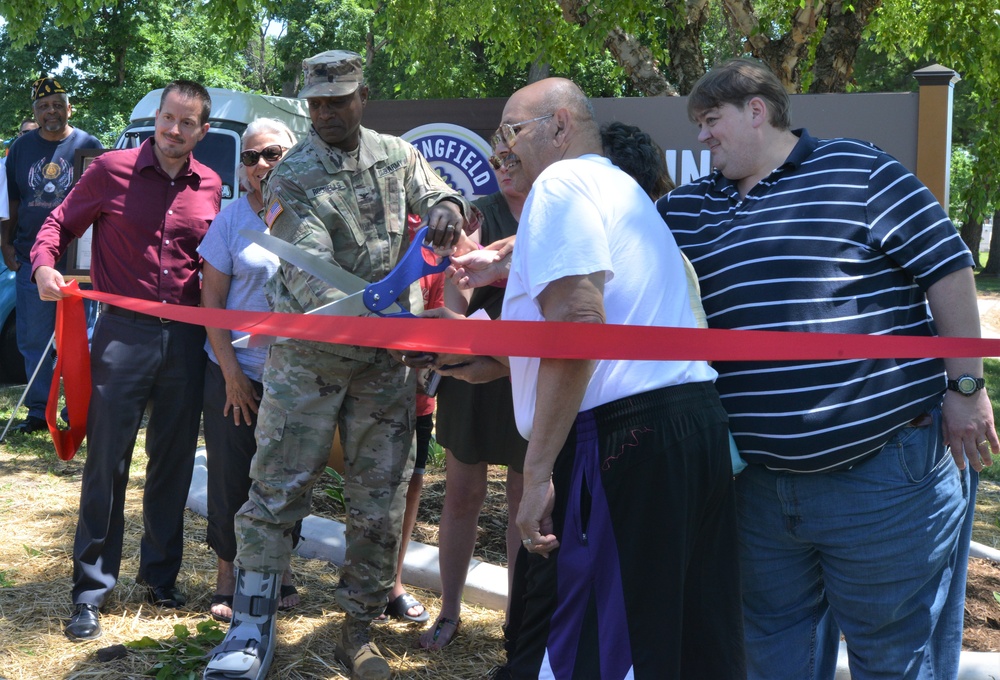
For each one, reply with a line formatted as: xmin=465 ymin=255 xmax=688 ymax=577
xmin=1 ymin=392 xmax=999 ymax=678
xmin=0 ymin=407 xmax=508 ymax=679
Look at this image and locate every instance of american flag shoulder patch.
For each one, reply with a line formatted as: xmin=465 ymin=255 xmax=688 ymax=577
xmin=264 ymin=199 xmax=284 ymax=228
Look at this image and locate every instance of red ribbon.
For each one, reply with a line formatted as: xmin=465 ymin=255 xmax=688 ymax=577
xmin=50 ymin=285 xmax=1000 ymax=459
xmin=68 ymin=287 xmax=1000 ymax=360
xmin=48 ymin=281 xmax=91 ymax=460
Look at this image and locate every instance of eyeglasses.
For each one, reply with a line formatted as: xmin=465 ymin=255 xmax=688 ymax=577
xmin=240 ymin=145 xmax=287 ymax=166
xmin=491 ymin=114 xmax=553 ymax=150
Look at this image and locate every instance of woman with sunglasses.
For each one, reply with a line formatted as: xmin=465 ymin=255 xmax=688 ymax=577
xmin=197 ymin=117 xmax=300 ymax=623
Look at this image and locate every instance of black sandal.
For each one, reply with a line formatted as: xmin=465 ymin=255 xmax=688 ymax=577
xmin=278 ymin=584 xmax=298 ymax=611
xmin=383 ymin=592 xmax=430 ymax=623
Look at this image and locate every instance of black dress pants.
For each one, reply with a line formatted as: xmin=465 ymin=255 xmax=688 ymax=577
xmin=71 ymin=313 xmax=206 ymax=607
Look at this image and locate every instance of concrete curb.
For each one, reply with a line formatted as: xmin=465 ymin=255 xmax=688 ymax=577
xmin=186 ymin=451 xmax=509 ymax=611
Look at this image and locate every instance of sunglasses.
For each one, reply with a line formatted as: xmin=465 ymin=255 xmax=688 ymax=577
xmin=240 ymin=145 xmax=287 ymax=166
xmin=490 ymin=114 xmax=553 ymax=151
xmin=489 ymin=154 xmax=517 ymax=171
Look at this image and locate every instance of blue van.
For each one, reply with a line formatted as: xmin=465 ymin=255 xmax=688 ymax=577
xmin=0 ymin=262 xmax=26 ymax=384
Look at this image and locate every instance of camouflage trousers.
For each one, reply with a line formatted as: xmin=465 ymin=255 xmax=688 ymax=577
xmin=234 ymin=342 xmax=415 ymax=621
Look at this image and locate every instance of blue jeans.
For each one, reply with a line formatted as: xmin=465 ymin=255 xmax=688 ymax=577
xmin=736 ymin=407 xmax=965 ymax=680
xmin=929 ymin=463 xmax=973 ymax=678
xmin=15 ymin=264 xmax=56 ymax=419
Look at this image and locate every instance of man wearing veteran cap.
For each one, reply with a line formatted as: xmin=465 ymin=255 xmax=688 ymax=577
xmin=205 ymin=49 xmax=479 ymax=680
xmin=3 ymin=76 xmax=101 ymax=434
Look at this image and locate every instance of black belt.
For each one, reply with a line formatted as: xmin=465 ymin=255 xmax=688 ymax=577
xmin=99 ymin=302 xmax=174 ymax=325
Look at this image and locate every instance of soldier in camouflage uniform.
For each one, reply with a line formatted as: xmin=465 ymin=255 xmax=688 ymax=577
xmin=204 ymin=50 xmax=477 ymax=680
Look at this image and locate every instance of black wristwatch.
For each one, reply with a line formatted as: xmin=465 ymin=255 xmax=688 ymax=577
xmin=947 ymin=374 xmax=986 ymax=396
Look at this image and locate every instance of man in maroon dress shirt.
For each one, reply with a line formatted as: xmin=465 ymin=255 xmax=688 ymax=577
xmin=31 ymin=80 xmax=221 ymax=642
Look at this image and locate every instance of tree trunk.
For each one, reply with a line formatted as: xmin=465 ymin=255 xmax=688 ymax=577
xmin=985 ymin=210 xmax=1000 ymax=276
xmin=663 ymin=0 xmax=709 ymax=94
xmin=762 ymin=0 xmax=826 ymax=91
xmin=960 ymin=193 xmax=984 ymax=264
xmin=810 ymin=0 xmax=883 ymax=93
xmin=528 ymin=60 xmax=551 ymax=83
xmin=604 ymin=27 xmax=677 ymax=95
xmin=720 ymin=0 xmax=769 ymax=55
xmin=557 ymin=0 xmax=677 ymax=96
xmin=962 ymin=214 xmax=984 ymax=267
xmin=723 ymin=0 xmax=826 ymax=92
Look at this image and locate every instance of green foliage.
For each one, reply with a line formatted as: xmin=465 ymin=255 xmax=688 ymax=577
xmin=270 ymin=0 xmax=373 ymax=95
xmin=0 ymin=0 xmax=263 ymax=147
xmin=125 ymin=620 xmax=226 ymax=679
xmin=950 ymin=146 xmax=977 ymax=227
xmin=427 ymin=436 xmax=444 ymax=467
xmin=981 ymin=357 xmax=1000 ymax=482
xmin=323 ymin=466 xmax=346 ymax=510
xmin=0 ymin=569 xmax=15 ymax=587
xmin=868 ymin=0 xmax=1000 ymax=224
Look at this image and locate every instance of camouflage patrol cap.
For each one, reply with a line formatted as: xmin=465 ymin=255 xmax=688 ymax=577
xmin=298 ymin=50 xmax=364 ymax=99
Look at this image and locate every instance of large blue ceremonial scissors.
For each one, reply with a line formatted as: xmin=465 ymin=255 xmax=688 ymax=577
xmin=234 ymin=226 xmax=449 ymax=347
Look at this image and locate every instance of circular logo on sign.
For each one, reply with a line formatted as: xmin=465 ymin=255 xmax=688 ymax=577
xmin=402 ymin=123 xmax=498 ymax=199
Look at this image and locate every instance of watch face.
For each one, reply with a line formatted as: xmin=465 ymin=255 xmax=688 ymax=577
xmin=958 ymin=376 xmax=977 ymax=394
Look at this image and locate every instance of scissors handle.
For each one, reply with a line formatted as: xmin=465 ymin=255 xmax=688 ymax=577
xmin=364 ymin=226 xmax=449 ymax=315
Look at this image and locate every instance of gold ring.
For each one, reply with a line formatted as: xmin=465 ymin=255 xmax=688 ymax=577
xmin=979 ymin=440 xmax=990 ymax=449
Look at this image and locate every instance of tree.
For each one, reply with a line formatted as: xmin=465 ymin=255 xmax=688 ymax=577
xmin=1 ymin=0 xmax=259 ymax=147
xmin=870 ymin=0 xmax=1000 ymax=270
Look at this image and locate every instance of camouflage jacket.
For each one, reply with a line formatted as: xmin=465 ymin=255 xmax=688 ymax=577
xmin=261 ymin=125 xmax=473 ymax=361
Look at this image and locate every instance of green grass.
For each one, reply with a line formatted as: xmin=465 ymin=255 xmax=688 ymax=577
xmin=975 ymin=270 xmax=1000 ymax=296
xmin=982 ymin=358 xmax=1000 ymax=482
xmin=0 ymin=386 xmax=71 ymax=467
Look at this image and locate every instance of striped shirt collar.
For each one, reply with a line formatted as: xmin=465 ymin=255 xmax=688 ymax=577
xmin=708 ymin=128 xmax=815 ymax=196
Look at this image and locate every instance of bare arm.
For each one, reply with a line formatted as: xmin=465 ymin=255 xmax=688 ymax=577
xmin=517 ymin=272 xmax=605 ymax=556
xmin=926 ymin=266 xmax=997 ymax=470
xmin=445 ymin=234 xmax=516 ymax=290
xmin=202 ymin=262 xmax=259 ymax=426
xmin=443 ymin=230 xmax=478 ymax=315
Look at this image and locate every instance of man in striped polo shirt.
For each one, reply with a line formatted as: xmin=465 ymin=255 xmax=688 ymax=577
xmin=659 ymin=57 xmax=997 ymax=680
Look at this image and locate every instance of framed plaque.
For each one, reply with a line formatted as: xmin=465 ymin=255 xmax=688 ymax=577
xmin=64 ymin=148 xmax=109 ymax=279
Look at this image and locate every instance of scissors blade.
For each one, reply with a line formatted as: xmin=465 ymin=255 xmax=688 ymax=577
xmin=237 ymin=228 xmax=404 ymax=336
xmin=231 ymin=292 xmax=373 ymax=348
xmin=241 ymin=229 xmax=369 ymax=296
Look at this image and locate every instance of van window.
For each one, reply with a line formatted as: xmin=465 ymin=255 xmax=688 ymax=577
xmin=194 ymin=132 xmax=239 ymax=200
xmin=116 ymin=126 xmax=242 ymax=205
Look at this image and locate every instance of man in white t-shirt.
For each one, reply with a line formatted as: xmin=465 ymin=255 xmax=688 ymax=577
xmin=425 ymin=78 xmax=745 ymax=680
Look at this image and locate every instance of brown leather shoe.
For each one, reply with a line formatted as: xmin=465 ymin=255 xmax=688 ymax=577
xmin=335 ymin=616 xmax=390 ymax=680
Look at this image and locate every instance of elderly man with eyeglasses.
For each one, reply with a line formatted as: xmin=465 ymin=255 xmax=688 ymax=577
xmin=418 ymin=78 xmax=745 ymax=680
xmin=3 ymin=77 xmax=101 ymax=435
